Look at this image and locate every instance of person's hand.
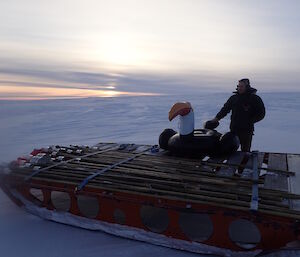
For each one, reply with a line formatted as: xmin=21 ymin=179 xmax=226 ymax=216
xmin=204 ymin=118 xmax=220 ymax=129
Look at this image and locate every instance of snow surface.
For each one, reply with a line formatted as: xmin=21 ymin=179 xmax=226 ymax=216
xmin=1 ymin=92 xmax=300 ymax=257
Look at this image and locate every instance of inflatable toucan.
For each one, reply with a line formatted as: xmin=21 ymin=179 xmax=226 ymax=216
xmin=159 ymin=102 xmax=240 ymax=157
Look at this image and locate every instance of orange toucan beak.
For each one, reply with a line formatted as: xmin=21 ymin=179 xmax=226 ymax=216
xmin=168 ymin=102 xmax=192 ymax=121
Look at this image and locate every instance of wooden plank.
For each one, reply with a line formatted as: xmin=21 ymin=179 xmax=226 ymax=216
xmin=12 ymin=159 xmax=265 ymax=189
xmin=25 ymin=144 xmax=120 ymax=181
xmin=245 ymin=152 xmax=264 ymax=169
xmin=76 ymin=146 xmax=153 ymax=191
xmin=240 ymin=152 xmax=264 ymax=178
xmin=68 ymin=154 xmax=266 ymax=184
xmin=12 ymin=146 xmax=300 ymax=216
xmin=86 ymin=150 xmax=294 ymax=175
xmin=9 ymin=172 xmax=300 ymax=219
xmin=51 ymin=160 xmax=298 ymax=200
xmin=217 ymin=152 xmax=245 ymax=177
xmin=287 ymin=154 xmax=300 ymax=210
xmin=264 ymin=153 xmax=288 ymax=191
xmin=13 ymin=162 xmax=294 ymax=206
xmin=14 ymin=165 xmax=293 ymax=205
xmin=54 ymin=148 xmax=294 ymax=175
xmin=199 ymin=156 xmax=226 ymax=173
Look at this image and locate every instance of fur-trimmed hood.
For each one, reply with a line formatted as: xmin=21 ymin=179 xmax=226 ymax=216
xmin=233 ymin=86 xmax=257 ymax=95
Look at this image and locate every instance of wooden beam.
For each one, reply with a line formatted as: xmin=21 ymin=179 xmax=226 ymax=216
xmin=264 ymin=153 xmax=289 ymax=191
xmin=287 ymin=154 xmax=300 ymax=211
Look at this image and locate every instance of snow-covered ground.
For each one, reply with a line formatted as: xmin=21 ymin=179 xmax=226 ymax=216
xmin=1 ymin=92 xmax=300 ymax=257
xmin=1 ymin=92 xmax=300 ymax=163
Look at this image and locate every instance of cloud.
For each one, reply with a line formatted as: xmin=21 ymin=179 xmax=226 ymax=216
xmin=0 ymin=59 xmax=231 ymax=96
xmin=1 ymin=52 xmax=300 ymax=99
xmin=1 ymin=0 xmax=300 ymax=96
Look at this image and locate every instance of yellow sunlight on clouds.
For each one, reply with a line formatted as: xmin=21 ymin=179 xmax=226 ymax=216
xmin=0 ymin=85 xmax=158 ymax=100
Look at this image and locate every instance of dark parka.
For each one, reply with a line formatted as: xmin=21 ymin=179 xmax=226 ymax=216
xmin=216 ymin=87 xmax=265 ymax=133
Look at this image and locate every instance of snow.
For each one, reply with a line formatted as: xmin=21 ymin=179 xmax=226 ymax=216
xmin=1 ymin=92 xmax=300 ymax=256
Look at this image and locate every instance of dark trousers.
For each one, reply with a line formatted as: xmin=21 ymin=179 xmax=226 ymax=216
xmin=236 ymin=131 xmax=253 ymax=152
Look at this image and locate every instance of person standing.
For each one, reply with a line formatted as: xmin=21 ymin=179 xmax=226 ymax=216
xmin=208 ymin=78 xmax=265 ymax=152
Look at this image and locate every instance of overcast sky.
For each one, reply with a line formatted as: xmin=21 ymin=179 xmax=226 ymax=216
xmin=1 ymin=0 xmax=300 ymax=98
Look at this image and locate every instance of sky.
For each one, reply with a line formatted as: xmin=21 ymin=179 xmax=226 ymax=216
xmin=1 ymin=0 xmax=300 ymax=99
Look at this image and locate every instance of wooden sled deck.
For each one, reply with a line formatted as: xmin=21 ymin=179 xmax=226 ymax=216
xmin=3 ymin=142 xmax=300 ymax=255
xmin=7 ymin=142 xmax=300 ymax=219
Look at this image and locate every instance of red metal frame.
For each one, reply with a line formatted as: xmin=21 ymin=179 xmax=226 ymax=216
xmin=1 ymin=174 xmax=298 ymax=252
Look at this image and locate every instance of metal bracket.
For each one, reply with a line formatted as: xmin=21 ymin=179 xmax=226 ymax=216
xmin=250 ymin=150 xmax=259 ymax=211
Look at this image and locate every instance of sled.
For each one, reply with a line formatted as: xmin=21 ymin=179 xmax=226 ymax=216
xmin=1 ymin=142 xmax=300 ymax=256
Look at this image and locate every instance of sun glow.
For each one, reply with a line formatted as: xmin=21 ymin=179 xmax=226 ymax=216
xmin=1 ymin=1 xmax=300 ymax=93
xmin=0 ymin=85 xmax=159 ymax=100
xmin=82 ymin=32 xmax=153 ymax=70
